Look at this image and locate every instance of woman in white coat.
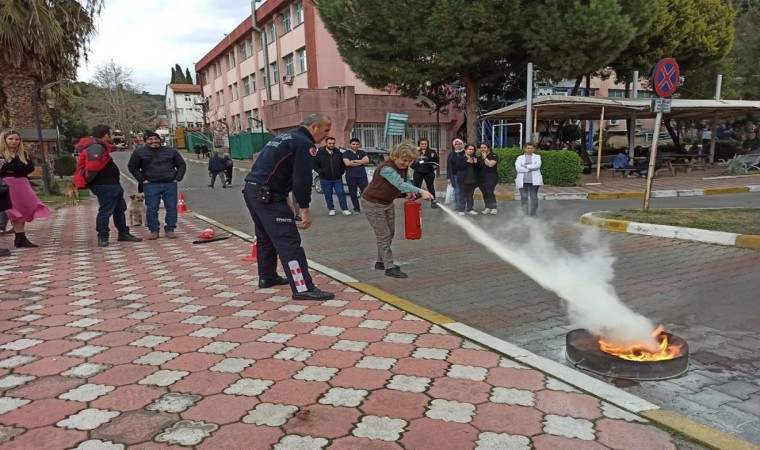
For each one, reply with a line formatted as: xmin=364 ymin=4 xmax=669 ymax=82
xmin=515 ymin=142 xmax=543 ymax=216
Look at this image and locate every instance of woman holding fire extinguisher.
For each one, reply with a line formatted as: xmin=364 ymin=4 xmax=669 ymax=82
xmin=362 ymin=141 xmax=434 ymax=279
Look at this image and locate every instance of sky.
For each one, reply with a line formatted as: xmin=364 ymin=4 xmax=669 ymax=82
xmin=76 ymin=0 xmax=255 ymax=95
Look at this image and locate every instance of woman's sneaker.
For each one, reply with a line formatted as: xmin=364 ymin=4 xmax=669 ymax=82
xmin=490 ymin=209 xmax=498 ymax=215
xmin=467 ymin=210 xmax=478 ymax=215
xmin=482 ymin=208 xmax=491 ymax=214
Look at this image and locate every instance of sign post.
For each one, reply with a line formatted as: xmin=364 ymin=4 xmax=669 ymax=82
xmin=643 ymin=58 xmax=679 ymax=211
xmin=383 ymin=112 xmax=409 ymax=149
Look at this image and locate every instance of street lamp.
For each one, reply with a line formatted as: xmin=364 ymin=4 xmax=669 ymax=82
xmin=31 ymin=79 xmax=71 ymax=195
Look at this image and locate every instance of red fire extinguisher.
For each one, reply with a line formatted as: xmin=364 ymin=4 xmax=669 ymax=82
xmin=404 ymin=200 xmax=422 ymax=240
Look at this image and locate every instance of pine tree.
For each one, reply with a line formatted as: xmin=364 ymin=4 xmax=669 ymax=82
xmin=170 ymin=67 xmax=177 ymax=83
xmin=185 ymin=68 xmax=194 ymax=84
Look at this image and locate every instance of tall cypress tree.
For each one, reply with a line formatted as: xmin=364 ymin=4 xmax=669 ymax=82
xmin=185 ymin=68 xmax=194 ymax=84
xmin=170 ymin=67 xmax=177 ymax=83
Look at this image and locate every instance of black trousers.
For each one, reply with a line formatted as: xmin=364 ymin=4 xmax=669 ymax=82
xmin=479 ymin=178 xmax=498 ymax=209
xmin=346 ymin=176 xmax=368 ymax=211
xmin=459 ymin=182 xmax=476 ymax=212
xmin=242 ymin=183 xmax=313 ymax=294
xmin=413 ymin=171 xmax=436 ymax=200
xmin=225 ymin=168 xmax=233 ymax=184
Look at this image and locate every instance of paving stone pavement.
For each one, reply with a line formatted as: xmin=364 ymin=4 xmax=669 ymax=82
xmin=297 ymin=198 xmax=760 ymax=447
xmin=0 ymin=202 xmax=695 ymax=449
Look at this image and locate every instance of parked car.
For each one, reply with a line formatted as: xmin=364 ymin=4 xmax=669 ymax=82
xmin=313 ymin=147 xmax=389 ymax=194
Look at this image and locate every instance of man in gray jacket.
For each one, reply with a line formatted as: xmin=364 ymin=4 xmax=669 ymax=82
xmin=127 ymin=131 xmax=186 ymax=240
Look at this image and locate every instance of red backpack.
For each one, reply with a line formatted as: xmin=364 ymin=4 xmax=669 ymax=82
xmin=73 ymin=138 xmax=113 ymax=189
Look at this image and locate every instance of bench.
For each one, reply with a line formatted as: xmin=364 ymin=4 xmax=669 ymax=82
xmin=604 ymin=168 xmax=633 ymax=177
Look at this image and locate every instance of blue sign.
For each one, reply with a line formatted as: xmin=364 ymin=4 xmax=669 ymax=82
xmin=384 ymin=112 xmax=409 ymax=137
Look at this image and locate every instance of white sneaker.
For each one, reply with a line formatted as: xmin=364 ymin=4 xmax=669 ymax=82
xmin=490 ymin=209 xmax=498 ymax=215
xmin=342 ymin=210 xmax=352 ymax=216
xmin=468 ymin=210 xmax=478 ymax=215
xmin=458 ymin=212 xmax=466 ymax=216
xmin=482 ymin=208 xmax=491 ymax=214
xmin=329 ymin=210 xmax=336 ymax=216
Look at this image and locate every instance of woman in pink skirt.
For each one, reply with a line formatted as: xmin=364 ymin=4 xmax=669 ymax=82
xmin=0 ymin=130 xmax=51 ymax=248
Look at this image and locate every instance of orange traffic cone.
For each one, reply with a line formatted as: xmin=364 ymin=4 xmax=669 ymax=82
xmin=243 ymin=239 xmax=258 ymax=262
xmin=177 ymin=193 xmax=190 ymax=213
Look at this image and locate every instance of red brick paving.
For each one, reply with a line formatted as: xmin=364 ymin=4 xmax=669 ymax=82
xmin=0 ymin=203 xmax=690 ymax=449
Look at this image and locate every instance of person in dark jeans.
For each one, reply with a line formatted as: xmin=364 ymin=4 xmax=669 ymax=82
xmin=342 ymin=138 xmax=369 ymax=213
xmin=456 ymin=144 xmax=480 ymax=215
xmin=515 ymin=142 xmax=543 ymax=217
xmin=207 ymin=152 xmax=228 ymax=188
xmin=313 ymin=137 xmax=350 ymax=216
xmin=223 ymin=154 xmax=234 ymax=185
xmin=477 ymin=143 xmax=499 ymax=214
xmin=80 ymin=125 xmax=143 ymax=247
xmin=410 ymin=138 xmax=439 ymax=208
xmin=128 ymin=131 xmax=187 ymax=240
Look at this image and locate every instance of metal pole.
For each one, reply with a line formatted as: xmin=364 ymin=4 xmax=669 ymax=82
xmin=629 ymin=70 xmax=638 ymax=157
xmin=31 ymin=84 xmax=52 ymax=196
xmin=709 ymin=74 xmax=722 ymax=164
xmin=643 ymin=111 xmax=664 ymax=211
xmin=596 ymin=106 xmax=605 ymax=183
xmin=525 ymin=62 xmax=533 ymax=145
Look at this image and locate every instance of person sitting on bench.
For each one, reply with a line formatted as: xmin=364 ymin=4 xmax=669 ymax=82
xmin=612 ymin=149 xmax=635 ymax=177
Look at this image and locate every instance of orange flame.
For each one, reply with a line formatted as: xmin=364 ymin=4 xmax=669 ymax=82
xmin=599 ymin=326 xmax=683 ymax=361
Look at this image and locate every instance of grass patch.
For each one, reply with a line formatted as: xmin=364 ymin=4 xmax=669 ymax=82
xmin=599 ymin=208 xmax=760 ymax=235
xmin=36 ymin=193 xmax=67 ymax=209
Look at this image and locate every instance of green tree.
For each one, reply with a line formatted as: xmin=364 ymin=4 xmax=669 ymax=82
xmin=185 ymin=68 xmax=194 ymax=84
xmin=727 ymin=2 xmax=760 ymax=99
xmin=0 ymin=0 xmax=103 ymax=127
xmin=170 ymin=67 xmax=177 ymax=83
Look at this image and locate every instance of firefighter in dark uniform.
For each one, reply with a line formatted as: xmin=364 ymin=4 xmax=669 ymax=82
xmin=242 ymin=114 xmax=335 ymax=301
xmin=410 ymin=138 xmax=440 ymax=208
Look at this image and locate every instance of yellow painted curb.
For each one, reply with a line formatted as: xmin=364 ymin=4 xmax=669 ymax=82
xmin=599 ymin=218 xmax=631 ymax=232
xmin=347 ymin=282 xmax=455 ymax=325
xmin=587 ymin=192 xmax=620 ymax=200
xmin=617 ymin=191 xmax=645 ymax=199
xmin=736 ymin=234 xmax=760 ymax=250
xmin=703 ymin=187 xmax=750 ymax=195
xmin=642 ymin=410 xmax=760 ymax=450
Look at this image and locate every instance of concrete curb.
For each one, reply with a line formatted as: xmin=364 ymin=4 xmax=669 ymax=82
xmin=185 ymin=212 xmax=758 ymax=450
xmin=580 ymin=212 xmax=760 ymax=250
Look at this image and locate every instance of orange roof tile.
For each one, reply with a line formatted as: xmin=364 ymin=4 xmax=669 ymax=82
xmin=168 ymin=84 xmax=202 ymax=94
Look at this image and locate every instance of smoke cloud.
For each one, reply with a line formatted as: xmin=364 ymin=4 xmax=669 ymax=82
xmin=439 ymin=205 xmax=659 ymax=350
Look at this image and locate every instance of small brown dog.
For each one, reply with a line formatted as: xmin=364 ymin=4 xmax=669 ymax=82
xmin=128 ymin=193 xmax=147 ymax=227
xmin=64 ymin=182 xmax=79 ymax=206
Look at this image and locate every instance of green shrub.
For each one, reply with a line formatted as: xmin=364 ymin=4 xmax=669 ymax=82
xmin=53 ymin=154 xmax=77 ymax=177
xmin=493 ymin=147 xmax=583 ymax=187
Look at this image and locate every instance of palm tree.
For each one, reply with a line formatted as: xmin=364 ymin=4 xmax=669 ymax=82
xmin=0 ymin=0 xmax=103 ymax=127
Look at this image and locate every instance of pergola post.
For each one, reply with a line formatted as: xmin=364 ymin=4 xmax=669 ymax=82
xmin=596 ymin=106 xmax=605 ymax=183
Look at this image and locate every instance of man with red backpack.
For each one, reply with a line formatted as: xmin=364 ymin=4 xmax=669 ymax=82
xmin=74 ymin=125 xmax=142 ymax=247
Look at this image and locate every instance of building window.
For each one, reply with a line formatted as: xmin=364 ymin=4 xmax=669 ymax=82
xmin=282 ymin=10 xmax=291 ymax=33
xmin=243 ymin=77 xmax=251 ymax=96
xmin=217 ymin=91 xmax=224 ymax=106
xmin=259 ymin=32 xmax=265 ymax=50
xmin=297 ymin=48 xmax=307 ymax=73
xmin=295 ymin=1 xmax=304 ymax=25
xmin=250 ymin=74 xmax=257 ymax=92
xmin=239 ymin=42 xmax=248 ymax=61
xmin=215 ymin=63 xmax=221 ymax=78
xmin=228 ymin=52 xmax=236 ymax=69
xmin=231 ymin=83 xmax=239 ymax=101
xmin=271 ymin=62 xmax=279 ymax=85
xmin=245 ymin=110 xmax=253 ymax=131
xmin=284 ymin=54 xmax=294 ymax=76
xmin=267 ymin=23 xmax=275 ymax=42
xmin=184 ymin=95 xmax=191 ymax=102
xmin=260 ymin=69 xmax=267 ymax=87
xmin=608 ymin=89 xmax=626 ymax=98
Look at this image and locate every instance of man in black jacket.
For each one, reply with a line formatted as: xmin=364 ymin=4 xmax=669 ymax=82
xmin=242 ymin=114 xmax=335 ymax=301
xmin=207 ymin=152 xmax=228 ymax=188
xmin=82 ymin=125 xmax=142 ymax=248
xmin=313 ymin=137 xmax=350 ymax=216
xmin=127 ymin=131 xmax=186 ymax=240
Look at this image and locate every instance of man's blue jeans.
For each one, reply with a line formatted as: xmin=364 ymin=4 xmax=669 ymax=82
xmin=90 ymin=184 xmax=129 ymax=239
xmin=143 ymin=182 xmax=178 ymax=233
xmin=320 ymin=178 xmax=348 ymax=211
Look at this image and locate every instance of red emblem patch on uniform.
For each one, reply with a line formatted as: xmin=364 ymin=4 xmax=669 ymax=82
xmin=309 ymin=147 xmax=317 ymax=156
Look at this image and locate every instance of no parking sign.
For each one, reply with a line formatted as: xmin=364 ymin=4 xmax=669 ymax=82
xmin=652 ymin=58 xmax=680 ymax=98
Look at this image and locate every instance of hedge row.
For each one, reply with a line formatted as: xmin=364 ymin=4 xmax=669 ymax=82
xmin=492 ymin=147 xmax=583 ymax=187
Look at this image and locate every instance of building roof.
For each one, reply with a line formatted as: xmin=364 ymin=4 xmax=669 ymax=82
xmin=167 ymin=84 xmax=202 ymax=94
xmin=195 ymin=16 xmax=252 ymax=71
xmin=481 ymin=95 xmax=760 ymax=121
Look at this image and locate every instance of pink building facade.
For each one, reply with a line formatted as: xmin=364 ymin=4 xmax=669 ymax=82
xmin=195 ymin=0 xmax=462 ymax=149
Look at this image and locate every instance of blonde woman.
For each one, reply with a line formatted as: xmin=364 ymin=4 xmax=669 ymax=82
xmin=362 ymin=140 xmax=434 ymax=278
xmin=0 ymin=130 xmax=51 ymax=248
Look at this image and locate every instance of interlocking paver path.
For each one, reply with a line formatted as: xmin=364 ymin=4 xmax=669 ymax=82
xmin=0 ymin=203 xmax=685 ymax=449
